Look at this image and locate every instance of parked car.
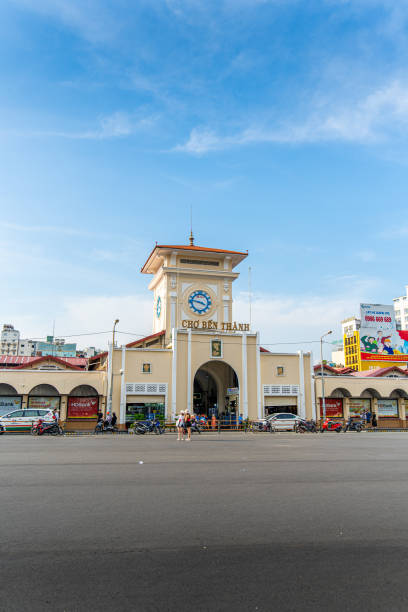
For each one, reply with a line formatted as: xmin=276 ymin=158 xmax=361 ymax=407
xmin=252 ymin=413 xmax=301 ymax=432
xmin=267 ymin=413 xmax=301 ymax=431
xmin=0 ymin=409 xmax=54 ymax=433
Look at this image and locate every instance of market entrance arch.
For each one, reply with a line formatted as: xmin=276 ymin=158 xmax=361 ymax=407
xmin=193 ymin=360 xmax=239 ymax=418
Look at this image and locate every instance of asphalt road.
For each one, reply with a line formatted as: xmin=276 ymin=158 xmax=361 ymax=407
xmin=1 ymin=432 xmax=408 ymax=611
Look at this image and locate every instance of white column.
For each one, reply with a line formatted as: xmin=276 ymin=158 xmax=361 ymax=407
xmin=298 ymin=350 xmax=306 ymax=419
xmin=170 ymin=295 xmax=177 ymax=330
xmin=310 ymin=350 xmax=316 ymax=420
xmin=187 ymin=328 xmax=192 ymax=413
xmin=241 ymin=333 xmax=248 ymax=418
xmin=106 ymin=342 xmax=113 ymax=417
xmin=119 ymin=346 xmax=126 ymax=425
xmin=256 ymin=331 xmax=262 ymax=420
xmin=171 ymin=328 xmax=177 ymax=419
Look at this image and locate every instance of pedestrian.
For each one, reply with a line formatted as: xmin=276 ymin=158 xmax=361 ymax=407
xmin=184 ymin=412 xmax=192 ymax=441
xmin=176 ymin=410 xmax=185 ymax=441
xmin=52 ymin=408 xmax=59 ymax=424
xmin=111 ymin=412 xmax=117 ymax=428
xmin=366 ymin=410 xmax=372 ymax=425
xmin=372 ymin=412 xmax=377 ymax=428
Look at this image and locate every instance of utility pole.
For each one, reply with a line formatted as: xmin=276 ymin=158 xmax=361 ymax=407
xmin=320 ymin=330 xmax=332 ymax=421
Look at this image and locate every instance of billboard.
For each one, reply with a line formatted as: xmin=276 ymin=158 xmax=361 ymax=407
xmin=377 ymin=399 xmax=399 ymax=417
xmin=359 ymin=304 xmax=408 ymax=364
xmin=319 ymin=398 xmax=343 ymax=418
xmin=349 ymin=398 xmax=371 ymax=417
xmin=0 ymin=396 xmax=21 ymax=416
xmin=28 ymin=397 xmax=60 ymax=411
xmin=67 ymin=397 xmax=98 ymax=419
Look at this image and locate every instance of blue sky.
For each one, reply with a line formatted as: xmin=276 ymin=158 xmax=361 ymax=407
xmin=1 ymin=0 xmax=408 ymax=356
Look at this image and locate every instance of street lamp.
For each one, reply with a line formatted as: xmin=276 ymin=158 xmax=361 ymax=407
xmin=320 ymin=330 xmax=332 ymax=422
xmin=107 ymin=319 xmax=120 ymax=416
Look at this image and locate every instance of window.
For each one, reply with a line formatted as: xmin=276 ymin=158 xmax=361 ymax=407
xmin=211 ymin=339 xmax=222 ymax=358
xmin=142 ymin=363 xmax=151 ymax=374
xmin=23 ymin=410 xmax=38 ymax=417
xmin=7 ymin=410 xmax=24 ymax=417
xmin=276 ymin=366 xmax=285 ymax=376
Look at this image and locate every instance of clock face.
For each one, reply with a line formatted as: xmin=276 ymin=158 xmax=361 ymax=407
xmin=156 ymin=296 xmax=162 ymax=318
xmin=188 ymin=290 xmax=212 ymax=315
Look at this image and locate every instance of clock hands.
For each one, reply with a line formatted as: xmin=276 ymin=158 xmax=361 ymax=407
xmin=192 ymin=298 xmax=207 ymax=307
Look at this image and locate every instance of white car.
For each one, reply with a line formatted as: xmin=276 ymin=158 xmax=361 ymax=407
xmin=0 ymin=408 xmax=54 ymax=433
xmin=267 ymin=412 xmax=301 ymax=431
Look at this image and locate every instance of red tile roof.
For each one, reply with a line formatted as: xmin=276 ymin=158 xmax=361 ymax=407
xmin=350 ymin=366 xmax=408 ymax=377
xmin=141 ymin=244 xmax=248 ymax=273
xmin=314 ymin=364 xmax=354 ymax=375
xmin=0 ymin=355 xmax=87 ymax=370
xmin=126 ymin=330 xmax=166 ymax=349
xmin=88 ymin=330 xmax=167 ymax=362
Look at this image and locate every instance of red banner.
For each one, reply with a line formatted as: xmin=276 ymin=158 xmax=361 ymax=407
xmin=361 ymin=352 xmax=408 ymax=363
xmin=319 ymin=398 xmax=343 ymax=418
xmin=67 ymin=397 xmax=98 ymax=419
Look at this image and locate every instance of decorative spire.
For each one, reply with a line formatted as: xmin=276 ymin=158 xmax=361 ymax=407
xmin=189 ymin=205 xmax=194 ymax=245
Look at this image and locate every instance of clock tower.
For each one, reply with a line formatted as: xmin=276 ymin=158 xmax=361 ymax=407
xmin=141 ymin=234 xmax=248 ymax=343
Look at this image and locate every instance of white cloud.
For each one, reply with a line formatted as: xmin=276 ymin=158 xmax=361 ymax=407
xmin=9 ymin=0 xmax=120 ymax=43
xmin=48 ymin=111 xmax=158 ymax=140
xmin=7 ymin=294 xmax=154 ymax=351
xmin=175 ymin=80 xmax=408 ymax=154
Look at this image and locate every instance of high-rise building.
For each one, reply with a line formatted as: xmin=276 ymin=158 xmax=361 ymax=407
xmin=36 ymin=336 xmax=77 ymax=358
xmin=0 ymin=324 xmax=20 ymax=356
xmin=393 ymin=286 xmax=408 ymax=330
xmin=18 ymin=340 xmax=37 ymax=356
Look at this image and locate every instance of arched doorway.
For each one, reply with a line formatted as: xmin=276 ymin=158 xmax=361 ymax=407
xmin=28 ymin=384 xmax=60 ymax=412
xmin=193 ymin=361 xmax=239 ymax=418
xmin=0 ymin=383 xmax=21 ymax=416
xmin=67 ymin=385 xmax=100 ymax=420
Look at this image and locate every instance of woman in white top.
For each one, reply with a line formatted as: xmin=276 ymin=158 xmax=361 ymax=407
xmin=176 ymin=411 xmax=185 ymax=441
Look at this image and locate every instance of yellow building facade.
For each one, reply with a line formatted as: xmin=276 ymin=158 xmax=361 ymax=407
xmin=103 ymin=238 xmax=314 ymax=428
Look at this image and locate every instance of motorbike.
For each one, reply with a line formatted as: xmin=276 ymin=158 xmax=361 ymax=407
xmin=32 ymin=419 xmax=63 ymax=436
xmin=344 ymin=418 xmax=363 ymax=433
xmin=191 ymin=421 xmax=202 ymax=434
xmin=321 ymin=418 xmax=342 ymax=433
xmin=295 ymin=419 xmax=317 ymax=433
xmin=133 ymin=419 xmax=164 ymax=435
xmin=94 ymin=420 xmax=118 ymax=434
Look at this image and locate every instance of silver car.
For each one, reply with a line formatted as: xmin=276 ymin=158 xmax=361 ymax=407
xmin=266 ymin=412 xmax=301 ymax=431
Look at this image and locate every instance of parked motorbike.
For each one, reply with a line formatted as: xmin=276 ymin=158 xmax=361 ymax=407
xmin=133 ymin=419 xmax=164 ymax=435
xmin=344 ymin=417 xmax=363 ymax=433
xmin=94 ymin=420 xmax=118 ymax=434
xmin=32 ymin=419 xmax=63 ymax=436
xmin=321 ymin=418 xmax=342 ymax=433
xmin=295 ymin=419 xmax=317 ymax=433
xmin=191 ymin=421 xmax=202 ymax=434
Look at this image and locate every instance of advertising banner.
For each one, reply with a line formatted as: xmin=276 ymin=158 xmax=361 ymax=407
xmin=349 ymin=398 xmax=371 ymax=417
xmin=67 ymin=397 xmax=98 ymax=419
xmin=319 ymin=398 xmax=343 ymax=418
xmin=28 ymin=397 xmax=60 ymax=411
xmin=377 ymin=399 xmax=399 ymax=417
xmin=0 ymin=396 xmax=21 ymax=416
xmin=405 ymin=400 xmax=408 ymax=418
xmin=360 ymin=304 xmax=408 ymax=363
